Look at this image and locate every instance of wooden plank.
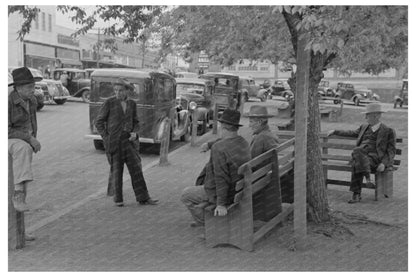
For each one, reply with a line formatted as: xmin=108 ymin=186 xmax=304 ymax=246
xmin=238 ymin=148 xmax=277 ymax=174
xmin=279 ymin=159 xmax=294 ymax=177
xmin=253 ymin=204 xmax=294 ymax=244
xmin=326 ymin=179 xmax=350 ymax=186
xmin=251 ymin=163 xmax=272 ymax=182
xmin=235 ymin=179 xmax=245 ymax=191
xmin=323 ymin=163 xmax=352 ymax=171
xmin=321 ymin=142 xmax=356 ymax=150
xmin=252 ymin=173 xmax=272 ymax=195
xmin=321 ymin=154 xmax=351 ymax=161
xmin=279 ymin=151 xmax=295 ymax=166
xmin=277 ymin=138 xmax=295 ymax=152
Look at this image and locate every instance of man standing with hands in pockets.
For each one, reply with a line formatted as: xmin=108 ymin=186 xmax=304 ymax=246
xmin=95 ymin=78 xmax=158 ymax=207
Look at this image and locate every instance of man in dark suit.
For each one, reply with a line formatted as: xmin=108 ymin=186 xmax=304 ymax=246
xmin=328 ymin=103 xmax=396 ymax=203
xmin=95 ymin=78 xmax=158 ymax=207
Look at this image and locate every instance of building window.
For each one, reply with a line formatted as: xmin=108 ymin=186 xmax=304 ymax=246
xmin=48 ymin=14 xmax=52 ymax=32
xmin=34 ymin=14 xmax=39 ymax=29
xmin=41 ymin=12 xmax=45 ymax=31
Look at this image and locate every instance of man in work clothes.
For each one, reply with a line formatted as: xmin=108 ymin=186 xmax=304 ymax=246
xmin=181 ymin=109 xmax=251 ymax=227
xmin=95 ymin=78 xmax=158 ymax=207
xmin=328 ymin=103 xmax=396 ymax=203
xmin=8 ymin=67 xmax=42 ymax=213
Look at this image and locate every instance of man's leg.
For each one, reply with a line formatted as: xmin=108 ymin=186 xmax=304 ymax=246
xmin=9 ymin=139 xmax=33 ymax=212
xmin=108 ymin=150 xmax=124 ymax=204
xmin=124 ymin=144 xmax=152 ymax=203
xmin=180 ymin=186 xmax=209 ymax=225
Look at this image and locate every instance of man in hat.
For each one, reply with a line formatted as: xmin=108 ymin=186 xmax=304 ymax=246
xmin=328 ymin=103 xmax=396 ymax=203
xmin=181 ymin=109 xmax=251 ymax=226
xmin=95 ymin=78 xmax=159 ymax=207
xmin=8 ymin=67 xmax=43 ymax=213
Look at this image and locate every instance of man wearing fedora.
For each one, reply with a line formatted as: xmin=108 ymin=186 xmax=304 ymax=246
xmin=8 ymin=67 xmax=43 ymax=214
xmin=95 ymin=78 xmax=158 ymax=207
xmin=181 ymin=108 xmax=251 ymax=227
xmin=328 ymin=103 xmax=396 ymax=203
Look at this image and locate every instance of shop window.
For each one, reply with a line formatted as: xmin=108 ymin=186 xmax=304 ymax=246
xmin=48 ymin=14 xmax=52 ymax=32
xmin=41 ymin=12 xmax=46 ymax=31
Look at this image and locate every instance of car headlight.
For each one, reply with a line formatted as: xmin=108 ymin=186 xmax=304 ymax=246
xmin=189 ymin=101 xmax=197 ymax=110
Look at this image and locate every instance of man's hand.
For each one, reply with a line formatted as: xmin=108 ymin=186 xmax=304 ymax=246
xmin=328 ymin=130 xmax=335 ymax=136
xmin=129 ymin=132 xmax=138 ymax=141
xmin=214 ymin=205 xmax=227 ymax=216
xmin=29 ymin=137 xmax=41 ymax=153
xmin=200 ymin=142 xmax=209 ymax=153
xmin=376 ymin=163 xmax=385 ymax=172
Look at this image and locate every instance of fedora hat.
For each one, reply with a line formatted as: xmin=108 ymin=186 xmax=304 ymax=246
xmin=113 ymin=78 xmax=134 ymax=90
xmin=218 ymin=108 xmax=243 ymax=127
xmin=247 ymin=105 xmax=274 ymax=118
xmin=8 ymin=67 xmax=42 ymax=87
xmin=362 ymin=103 xmax=385 ymax=114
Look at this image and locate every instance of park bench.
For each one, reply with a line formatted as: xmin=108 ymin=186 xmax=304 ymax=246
xmin=275 ymin=131 xmax=402 ymax=200
xmin=321 ymin=134 xmax=403 ymax=201
xmin=319 ymin=98 xmax=343 ymax=122
xmin=203 ymin=138 xmax=295 ymax=251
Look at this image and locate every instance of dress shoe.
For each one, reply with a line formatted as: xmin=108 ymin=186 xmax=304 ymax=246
xmin=25 ymin=234 xmax=36 ymax=241
xmin=115 ymin=202 xmax=124 ymax=207
xmin=138 ymin=198 xmax=159 ymax=205
xmin=190 ymin=222 xmax=204 ymax=228
xmin=348 ymin=193 xmax=362 ymax=204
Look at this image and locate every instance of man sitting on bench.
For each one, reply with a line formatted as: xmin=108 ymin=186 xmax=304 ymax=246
xmin=328 ymin=103 xmax=396 ymax=203
xmin=180 ymin=109 xmax=251 ymax=227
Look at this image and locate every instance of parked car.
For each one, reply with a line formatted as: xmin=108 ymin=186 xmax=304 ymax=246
xmin=394 ymin=79 xmax=408 ymax=108
xmin=317 ymin=80 xmax=335 ymax=97
xmin=199 ymin=72 xmax=242 ymax=112
xmin=8 ymin=67 xmax=44 ymax=111
xmin=35 ymin=79 xmax=70 ymax=105
xmin=85 ymin=68 xmax=96 ymax=79
xmin=334 ymin=82 xmax=379 ymax=106
xmin=270 ymin=79 xmax=294 ymax=100
xmin=52 ymin=68 xmax=91 ymax=102
xmin=85 ymin=68 xmax=190 ymax=151
xmin=176 ymin=71 xmax=198 ymax=79
xmin=238 ymin=76 xmax=267 ymax=102
xmin=175 ymin=78 xmax=215 ymax=134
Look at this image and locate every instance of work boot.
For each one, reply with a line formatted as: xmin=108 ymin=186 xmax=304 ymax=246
xmin=348 ymin=192 xmax=362 ymax=204
xmin=12 ymin=190 xmax=29 ymax=212
xmin=138 ymin=198 xmax=159 ymax=205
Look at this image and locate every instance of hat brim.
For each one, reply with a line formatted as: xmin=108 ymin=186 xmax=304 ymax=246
xmin=8 ymin=77 xmax=42 ymax=87
xmin=218 ymin=118 xmax=243 ymax=127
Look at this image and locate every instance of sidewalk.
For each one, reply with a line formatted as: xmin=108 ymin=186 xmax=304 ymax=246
xmin=8 ymin=115 xmax=408 ymax=271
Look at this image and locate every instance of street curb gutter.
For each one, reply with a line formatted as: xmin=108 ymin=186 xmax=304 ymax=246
xmin=26 ymin=130 xmax=218 ymax=233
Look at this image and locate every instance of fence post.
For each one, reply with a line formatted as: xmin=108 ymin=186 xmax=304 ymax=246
xmin=213 ymin=104 xmax=219 ymax=135
xmin=190 ymin=109 xmax=199 ymax=147
xmin=8 ymin=154 xmax=25 ymax=249
xmin=159 ymin=118 xmax=171 ymax=166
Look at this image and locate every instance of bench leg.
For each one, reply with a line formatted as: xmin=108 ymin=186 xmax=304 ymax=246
xmin=375 ymin=170 xmax=394 ymax=201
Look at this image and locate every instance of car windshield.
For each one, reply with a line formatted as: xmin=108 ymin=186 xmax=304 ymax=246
xmin=71 ymin=72 xmax=86 ymax=80
xmin=97 ymin=79 xmax=153 ymax=104
xmin=177 ymin=84 xmax=205 ymax=95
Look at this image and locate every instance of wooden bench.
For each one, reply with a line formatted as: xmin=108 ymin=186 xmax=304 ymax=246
xmin=319 ymin=99 xmax=343 ymax=122
xmin=8 ymin=154 xmax=26 ymax=249
xmin=203 ymin=138 xmax=295 ymax=251
xmin=321 ymin=134 xmax=403 ymax=200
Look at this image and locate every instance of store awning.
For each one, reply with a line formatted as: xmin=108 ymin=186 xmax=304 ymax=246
xmin=57 ymin=58 xmax=82 ymax=66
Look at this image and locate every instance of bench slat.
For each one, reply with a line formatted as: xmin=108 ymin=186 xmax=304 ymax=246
xmin=279 ymin=159 xmax=294 ymax=177
xmin=322 ymin=154 xmax=401 ymax=165
xmin=279 ymin=151 xmax=295 ymax=166
xmin=326 ymin=179 xmax=350 ymax=186
xmin=251 ymin=164 xmax=272 ymax=183
xmin=321 ymin=142 xmax=355 ymax=150
xmin=252 ymin=172 xmax=272 ymax=195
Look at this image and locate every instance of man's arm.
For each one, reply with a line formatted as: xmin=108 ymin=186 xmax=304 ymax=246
xmin=95 ymin=100 xmax=110 ymax=138
xmin=211 ymin=145 xmax=231 ymax=207
xmin=330 ymin=125 xmax=363 ymax=138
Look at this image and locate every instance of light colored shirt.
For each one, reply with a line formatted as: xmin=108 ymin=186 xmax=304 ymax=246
xmin=371 ymin=122 xmax=381 ymax=132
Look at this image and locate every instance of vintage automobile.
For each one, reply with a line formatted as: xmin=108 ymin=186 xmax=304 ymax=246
xmin=175 ymin=78 xmax=215 ymax=134
xmin=238 ymin=76 xmax=266 ymax=102
xmin=9 ymin=67 xmax=45 ymax=111
xmin=52 ymin=68 xmax=91 ymax=102
xmin=35 ymin=79 xmax=70 ymax=105
xmin=317 ymin=80 xmax=335 ymax=97
xmin=85 ymin=68 xmax=190 ymax=151
xmin=394 ymin=79 xmax=408 ymax=108
xmin=175 ymin=71 xmax=198 ymax=79
xmin=270 ymin=79 xmax=294 ymax=100
xmin=199 ymin=72 xmax=242 ymax=113
xmin=334 ymin=82 xmax=379 ymax=106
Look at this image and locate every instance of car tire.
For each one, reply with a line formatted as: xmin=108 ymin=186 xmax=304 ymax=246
xmin=82 ymin=90 xmax=90 ymax=103
xmin=93 ymin=140 xmax=105 ymax=151
xmin=54 ymin=99 xmax=67 ymax=105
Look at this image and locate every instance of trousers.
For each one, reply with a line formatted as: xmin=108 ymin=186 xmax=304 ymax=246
xmin=350 ymin=146 xmax=379 ymax=193
xmin=8 ymin=139 xmax=33 ymax=185
xmin=181 ymin=186 xmax=209 ymax=224
xmin=106 ymin=135 xmax=150 ymax=203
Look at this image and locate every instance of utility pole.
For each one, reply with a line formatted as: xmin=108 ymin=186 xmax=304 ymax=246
xmin=96 ymin=28 xmax=100 ymax=68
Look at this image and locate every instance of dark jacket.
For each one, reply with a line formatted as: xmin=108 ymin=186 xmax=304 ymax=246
xmin=95 ymin=96 xmax=140 ymax=154
xmin=250 ymin=125 xmax=279 ymax=159
xmin=8 ymin=89 xmax=38 ymax=144
xmin=334 ymin=123 xmax=396 ymax=168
